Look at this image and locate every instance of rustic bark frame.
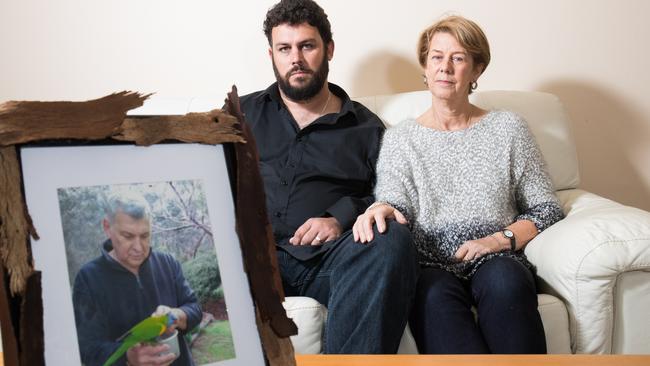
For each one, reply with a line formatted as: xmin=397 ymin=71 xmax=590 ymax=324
xmin=0 ymin=87 xmax=296 ymax=365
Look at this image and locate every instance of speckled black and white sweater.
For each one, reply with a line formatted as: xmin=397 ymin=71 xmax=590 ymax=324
xmin=375 ymin=110 xmax=564 ymax=279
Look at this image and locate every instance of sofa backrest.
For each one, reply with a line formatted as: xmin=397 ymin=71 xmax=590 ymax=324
xmin=354 ymin=90 xmax=580 ymax=191
xmin=128 ymin=90 xmax=580 ymax=191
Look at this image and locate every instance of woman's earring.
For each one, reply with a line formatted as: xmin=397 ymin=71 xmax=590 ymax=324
xmin=423 ymin=76 xmax=428 ymax=86
xmin=471 ymin=81 xmax=478 ymax=90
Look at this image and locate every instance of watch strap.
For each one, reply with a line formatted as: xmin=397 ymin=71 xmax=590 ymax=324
xmin=502 ymin=229 xmax=516 ymax=252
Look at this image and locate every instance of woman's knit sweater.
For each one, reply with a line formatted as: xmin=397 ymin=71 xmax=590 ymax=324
xmin=375 ymin=110 xmax=564 ymax=278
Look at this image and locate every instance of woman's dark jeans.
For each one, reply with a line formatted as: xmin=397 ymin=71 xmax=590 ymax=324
xmin=409 ymin=256 xmax=547 ymax=354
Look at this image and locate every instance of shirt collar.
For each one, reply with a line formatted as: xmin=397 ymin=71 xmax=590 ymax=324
xmin=257 ymin=82 xmax=359 ymax=122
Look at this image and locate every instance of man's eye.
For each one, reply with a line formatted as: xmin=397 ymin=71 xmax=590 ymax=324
xmin=278 ymin=46 xmax=289 ymax=53
xmin=302 ymin=44 xmax=314 ymax=50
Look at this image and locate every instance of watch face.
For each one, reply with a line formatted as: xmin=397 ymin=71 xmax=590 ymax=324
xmin=503 ymin=229 xmax=514 ymax=238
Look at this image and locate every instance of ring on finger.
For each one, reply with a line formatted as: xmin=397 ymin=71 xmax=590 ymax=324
xmin=315 ymin=236 xmax=321 ymax=242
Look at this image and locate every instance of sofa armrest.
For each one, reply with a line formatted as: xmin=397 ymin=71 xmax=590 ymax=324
xmin=283 ymin=296 xmax=328 ymax=354
xmin=524 ymin=189 xmax=650 ymax=354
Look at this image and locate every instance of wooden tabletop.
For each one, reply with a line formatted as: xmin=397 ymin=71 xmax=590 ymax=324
xmin=1 ymin=352 xmax=648 ymax=366
xmin=295 ymin=354 xmax=650 ymax=366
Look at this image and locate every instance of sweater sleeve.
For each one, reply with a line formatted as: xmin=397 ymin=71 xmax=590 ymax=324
xmin=324 ymin=196 xmax=375 ymax=231
xmin=374 ymin=125 xmax=417 ymax=222
xmin=510 ymin=116 xmax=564 ymax=231
xmin=172 ymin=258 xmax=202 ymax=333
xmin=73 ymin=269 xmax=122 ymax=366
xmin=324 ymin=119 xmax=384 ymax=230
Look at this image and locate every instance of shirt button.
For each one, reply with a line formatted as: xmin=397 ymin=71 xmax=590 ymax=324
xmin=280 ymin=180 xmax=288 ymax=186
xmin=274 ymin=212 xmax=282 ymax=218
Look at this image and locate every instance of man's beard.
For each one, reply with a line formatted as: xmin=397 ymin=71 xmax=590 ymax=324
xmin=273 ymin=53 xmax=329 ymax=101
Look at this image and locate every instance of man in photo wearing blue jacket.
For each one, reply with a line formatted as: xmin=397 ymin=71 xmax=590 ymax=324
xmin=72 ymin=192 xmax=201 ymax=366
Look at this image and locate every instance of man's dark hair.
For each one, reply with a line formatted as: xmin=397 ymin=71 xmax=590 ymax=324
xmin=263 ymin=0 xmax=333 ymax=46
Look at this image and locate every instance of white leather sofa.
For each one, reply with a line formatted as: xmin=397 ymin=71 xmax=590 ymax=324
xmin=282 ymin=90 xmax=650 ymax=355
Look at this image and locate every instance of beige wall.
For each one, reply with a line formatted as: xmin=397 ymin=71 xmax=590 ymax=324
xmin=1 ymin=0 xmax=649 ymax=210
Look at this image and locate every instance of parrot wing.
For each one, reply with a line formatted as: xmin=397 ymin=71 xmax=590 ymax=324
xmin=102 ymin=315 xmax=169 ymax=366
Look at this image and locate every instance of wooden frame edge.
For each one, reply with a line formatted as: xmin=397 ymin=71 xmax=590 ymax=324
xmin=0 ymin=86 xmax=296 ymax=366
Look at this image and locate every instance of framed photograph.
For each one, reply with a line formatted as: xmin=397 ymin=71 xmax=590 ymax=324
xmin=20 ymin=142 xmax=265 ymax=366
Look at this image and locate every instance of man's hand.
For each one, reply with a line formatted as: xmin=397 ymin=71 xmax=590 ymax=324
xmin=353 ymin=203 xmax=408 ymax=244
xmin=454 ymin=235 xmax=502 ymax=262
xmin=126 ymin=343 xmax=176 ymax=366
xmin=152 ymin=305 xmax=187 ymax=331
xmin=289 ymin=217 xmax=342 ymax=245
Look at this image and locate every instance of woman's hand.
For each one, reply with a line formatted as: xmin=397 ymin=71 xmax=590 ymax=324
xmin=455 ymin=220 xmax=539 ymax=261
xmin=353 ymin=203 xmax=408 ymax=244
xmin=454 ymin=235 xmax=502 ymax=262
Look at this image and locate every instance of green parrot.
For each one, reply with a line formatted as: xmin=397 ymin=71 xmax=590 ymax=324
xmin=102 ymin=313 xmax=176 ymax=366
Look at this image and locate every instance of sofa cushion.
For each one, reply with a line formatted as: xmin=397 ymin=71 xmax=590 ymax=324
xmin=284 ymin=293 xmax=570 ymax=354
xmin=282 ymin=296 xmax=328 ymax=354
xmin=538 ymin=294 xmax=572 ymax=354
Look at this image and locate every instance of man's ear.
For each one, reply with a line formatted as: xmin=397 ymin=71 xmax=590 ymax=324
xmin=327 ymin=40 xmax=334 ymax=61
xmin=268 ymin=47 xmax=273 ymax=59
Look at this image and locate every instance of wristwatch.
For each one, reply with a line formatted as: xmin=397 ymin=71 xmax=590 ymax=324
xmin=502 ymin=229 xmax=516 ymax=251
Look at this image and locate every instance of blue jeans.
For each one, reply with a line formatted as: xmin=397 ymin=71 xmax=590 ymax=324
xmin=276 ymin=221 xmax=418 ymax=354
xmin=409 ymin=256 xmax=546 ymax=354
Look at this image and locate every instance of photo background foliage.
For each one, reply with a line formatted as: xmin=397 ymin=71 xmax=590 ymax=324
xmin=58 ymin=179 xmax=234 ymax=361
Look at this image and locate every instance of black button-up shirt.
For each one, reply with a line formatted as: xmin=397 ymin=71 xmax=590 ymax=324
xmin=240 ymin=82 xmax=385 ymax=259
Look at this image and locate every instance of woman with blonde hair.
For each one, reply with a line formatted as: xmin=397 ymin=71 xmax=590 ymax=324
xmin=353 ymin=15 xmax=563 ymax=353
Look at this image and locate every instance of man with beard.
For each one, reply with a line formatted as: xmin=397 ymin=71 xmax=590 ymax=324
xmin=238 ymin=0 xmax=417 ymax=354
